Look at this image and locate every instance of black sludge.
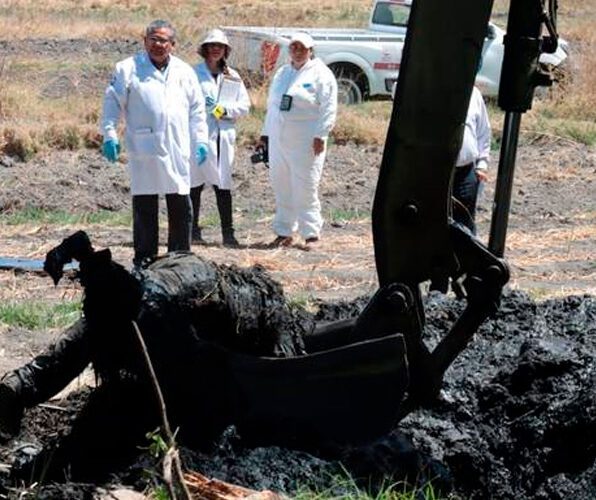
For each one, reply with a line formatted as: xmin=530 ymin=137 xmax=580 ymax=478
xmin=16 ymin=251 xmax=311 ymax=482
xmin=397 ymin=291 xmax=596 ymax=499
xmin=12 ymin=234 xmax=596 ymax=499
xmin=290 ymin=291 xmax=595 ymax=498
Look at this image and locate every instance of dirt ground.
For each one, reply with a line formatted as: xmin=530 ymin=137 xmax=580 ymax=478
xmin=1 ymin=136 xmax=594 ymax=301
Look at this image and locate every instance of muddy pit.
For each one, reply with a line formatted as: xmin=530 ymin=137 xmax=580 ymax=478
xmin=0 ymin=283 xmax=593 ymax=499
xmin=0 ymin=104 xmax=594 ymax=497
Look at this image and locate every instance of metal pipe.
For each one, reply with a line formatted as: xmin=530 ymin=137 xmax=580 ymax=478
xmin=488 ymin=111 xmax=522 ymax=257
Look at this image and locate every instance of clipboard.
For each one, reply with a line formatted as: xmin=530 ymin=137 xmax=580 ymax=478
xmin=217 ymin=77 xmax=241 ymax=108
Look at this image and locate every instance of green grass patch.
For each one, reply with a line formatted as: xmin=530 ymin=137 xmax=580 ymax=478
xmin=0 ymin=300 xmax=81 ymax=330
xmin=294 ymin=473 xmax=445 ymax=500
xmin=195 ymin=211 xmax=222 ymax=229
xmin=0 ymin=207 xmax=131 ymax=226
xmin=555 ymin=122 xmax=596 ymax=146
xmin=287 ymin=294 xmax=318 ymax=313
xmin=326 ymin=208 xmax=370 ymax=225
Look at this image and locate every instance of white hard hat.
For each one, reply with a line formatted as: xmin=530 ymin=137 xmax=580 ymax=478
xmin=289 ymin=32 xmax=314 ymax=49
xmin=200 ymin=29 xmax=230 ymax=48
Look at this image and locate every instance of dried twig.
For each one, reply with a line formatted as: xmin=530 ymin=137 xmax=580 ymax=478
xmin=131 ymin=322 xmax=284 ymax=500
xmin=131 ymin=320 xmax=192 ymax=500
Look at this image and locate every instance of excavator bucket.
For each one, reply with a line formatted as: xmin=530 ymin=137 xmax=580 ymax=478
xmin=228 ymin=333 xmax=408 ymax=446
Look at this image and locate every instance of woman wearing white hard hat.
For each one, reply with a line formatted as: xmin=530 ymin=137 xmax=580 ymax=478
xmin=191 ymin=28 xmax=251 ymax=247
xmin=259 ymin=32 xmax=338 ymax=249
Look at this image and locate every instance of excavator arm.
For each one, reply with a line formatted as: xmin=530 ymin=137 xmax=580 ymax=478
xmin=355 ymin=0 xmax=561 ymax=415
xmin=225 ymin=0 xmax=564 ymax=440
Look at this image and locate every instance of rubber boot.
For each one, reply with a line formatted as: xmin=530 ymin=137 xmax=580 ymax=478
xmin=190 ymin=184 xmax=207 ymax=244
xmin=215 ymin=187 xmax=240 ymax=248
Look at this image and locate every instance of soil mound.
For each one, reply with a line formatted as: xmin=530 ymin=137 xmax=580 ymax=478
xmin=317 ymin=290 xmax=596 ymax=498
xmin=2 ymin=290 xmax=594 ymax=499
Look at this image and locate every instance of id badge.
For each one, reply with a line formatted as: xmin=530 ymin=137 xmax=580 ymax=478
xmin=280 ymin=94 xmax=293 ymax=111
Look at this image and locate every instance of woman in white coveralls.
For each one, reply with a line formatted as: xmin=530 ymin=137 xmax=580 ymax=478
xmin=191 ymin=29 xmax=251 ymax=247
xmin=259 ymin=32 xmax=338 ymax=249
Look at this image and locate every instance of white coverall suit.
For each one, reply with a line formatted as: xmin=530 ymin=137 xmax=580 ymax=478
xmin=191 ymin=63 xmax=250 ymax=190
xmin=262 ymin=58 xmax=338 ymax=240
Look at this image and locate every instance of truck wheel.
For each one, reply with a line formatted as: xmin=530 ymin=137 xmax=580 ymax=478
xmin=329 ymin=64 xmax=367 ymax=105
xmin=336 ymin=77 xmax=363 ymax=105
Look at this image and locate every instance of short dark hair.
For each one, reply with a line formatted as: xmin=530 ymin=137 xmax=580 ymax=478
xmin=145 ymin=20 xmax=177 ymax=42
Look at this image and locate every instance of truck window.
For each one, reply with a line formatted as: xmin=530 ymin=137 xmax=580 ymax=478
xmin=372 ymin=2 xmax=411 ymax=27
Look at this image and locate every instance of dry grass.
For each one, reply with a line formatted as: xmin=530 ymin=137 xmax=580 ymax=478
xmin=2 ymin=208 xmax=592 ymax=304
xmin=1 ymin=0 xmax=594 ymax=155
xmin=0 ymin=0 xmax=369 ymax=39
xmin=479 ymin=0 xmax=596 ymax=144
xmin=0 ymin=218 xmax=379 ymax=302
xmin=514 ymin=0 xmax=596 ymax=141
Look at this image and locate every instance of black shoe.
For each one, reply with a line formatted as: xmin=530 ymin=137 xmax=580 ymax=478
xmin=0 ymin=382 xmax=24 ymax=442
xmin=192 ymin=227 xmax=207 ymax=245
xmin=223 ymin=233 xmax=240 ymax=248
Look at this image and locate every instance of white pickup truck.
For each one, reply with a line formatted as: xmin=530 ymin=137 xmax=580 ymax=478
xmin=223 ymin=0 xmax=568 ymax=104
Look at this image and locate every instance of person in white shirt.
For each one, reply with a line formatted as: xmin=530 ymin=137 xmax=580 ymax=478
xmin=452 ymin=85 xmax=491 ymax=234
xmin=191 ymin=29 xmax=251 ymax=248
xmin=101 ymin=20 xmax=209 ymax=266
xmin=258 ymin=32 xmax=338 ymax=249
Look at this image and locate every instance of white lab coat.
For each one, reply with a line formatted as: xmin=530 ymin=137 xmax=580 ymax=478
xmin=262 ymin=58 xmax=338 ymax=239
xmin=456 ymin=86 xmax=491 ymax=172
xmin=191 ymin=63 xmax=250 ymax=190
xmin=101 ymin=52 xmax=208 ymax=195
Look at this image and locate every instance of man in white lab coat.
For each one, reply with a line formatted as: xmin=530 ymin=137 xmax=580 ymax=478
xmin=260 ymin=32 xmax=338 ymax=249
xmin=101 ymin=20 xmax=209 ymax=266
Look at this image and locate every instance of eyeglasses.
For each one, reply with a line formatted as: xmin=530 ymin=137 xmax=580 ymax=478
xmin=147 ymin=36 xmax=172 ymax=46
xmin=206 ymin=43 xmax=226 ymax=50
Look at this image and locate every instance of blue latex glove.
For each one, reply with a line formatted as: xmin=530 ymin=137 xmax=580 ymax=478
xmin=102 ymin=138 xmax=120 ymax=163
xmin=196 ymin=143 xmax=208 ymax=165
xmin=205 ymin=95 xmax=216 ymax=108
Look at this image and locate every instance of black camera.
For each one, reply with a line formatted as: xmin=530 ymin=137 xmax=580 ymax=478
xmin=250 ymin=143 xmax=269 ymax=166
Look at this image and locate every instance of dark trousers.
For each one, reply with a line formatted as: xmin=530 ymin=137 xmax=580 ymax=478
xmin=453 ymin=163 xmax=480 ymax=234
xmin=132 ymin=193 xmax=192 ymax=265
xmin=190 ymin=184 xmax=235 ymax=238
